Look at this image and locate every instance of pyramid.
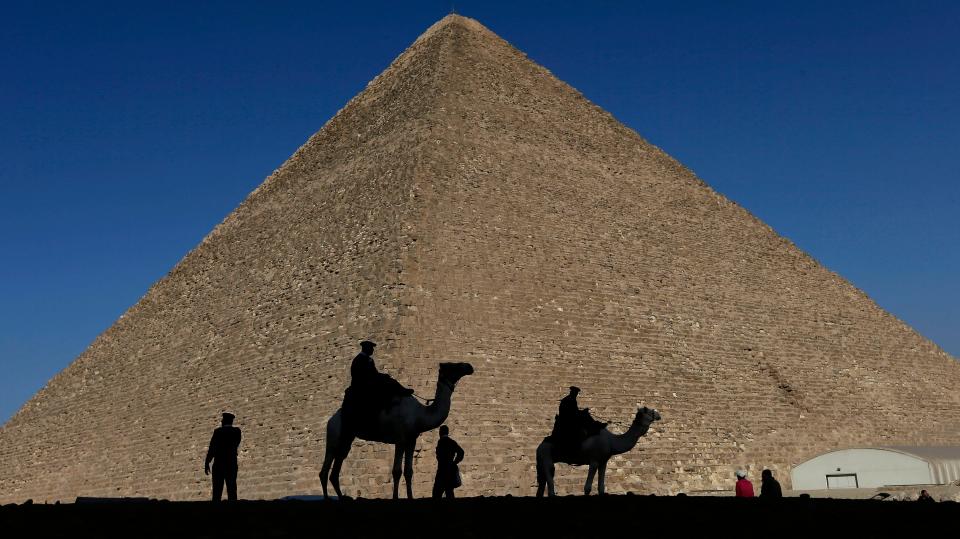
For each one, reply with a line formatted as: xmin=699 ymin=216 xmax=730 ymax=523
xmin=2 ymin=15 xmax=958 ymax=502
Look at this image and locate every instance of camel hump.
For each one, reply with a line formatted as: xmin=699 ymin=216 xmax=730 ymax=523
xmin=341 ymin=374 xmax=414 ymax=432
xmin=549 ymin=407 xmax=607 ymax=460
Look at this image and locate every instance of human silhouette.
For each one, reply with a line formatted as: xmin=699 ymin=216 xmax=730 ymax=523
xmin=917 ymin=489 xmax=935 ymax=502
xmin=558 ymin=386 xmax=580 ymax=419
xmin=350 ymin=340 xmax=379 ymax=381
xmin=204 ymin=412 xmax=242 ymax=502
xmin=760 ymin=469 xmax=782 ymax=498
xmin=551 ymin=386 xmax=607 ymax=459
xmin=734 ymin=470 xmax=754 ymax=498
xmin=432 ymin=425 xmax=465 ymax=499
xmin=343 ymin=341 xmax=414 ymax=431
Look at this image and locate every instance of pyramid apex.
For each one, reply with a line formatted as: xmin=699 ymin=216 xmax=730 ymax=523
xmin=435 ymin=13 xmax=473 ymax=25
xmin=417 ymin=13 xmax=493 ymax=42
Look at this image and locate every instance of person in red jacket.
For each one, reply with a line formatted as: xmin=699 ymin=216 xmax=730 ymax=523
xmin=735 ymin=470 xmax=755 ymax=497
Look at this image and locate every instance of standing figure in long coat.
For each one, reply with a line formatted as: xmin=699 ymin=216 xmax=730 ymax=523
xmin=432 ymin=425 xmax=465 ymax=499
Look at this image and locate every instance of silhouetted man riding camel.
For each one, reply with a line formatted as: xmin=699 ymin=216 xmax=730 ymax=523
xmin=321 ymin=340 xmax=474 ymax=499
xmin=343 ymin=341 xmax=414 ymax=430
xmin=552 ymin=386 xmax=608 ymax=458
xmin=537 ymin=387 xmax=661 ymax=496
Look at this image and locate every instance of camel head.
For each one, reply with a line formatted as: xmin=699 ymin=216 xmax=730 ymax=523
xmin=633 ymin=406 xmax=661 ymax=427
xmin=438 ymin=362 xmax=474 ymax=388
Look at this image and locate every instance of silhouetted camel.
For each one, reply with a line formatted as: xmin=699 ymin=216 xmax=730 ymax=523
xmin=320 ymin=362 xmax=474 ymax=499
xmin=536 ymin=406 xmax=661 ymax=496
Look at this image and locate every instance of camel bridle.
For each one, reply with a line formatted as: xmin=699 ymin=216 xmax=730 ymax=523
xmin=410 ymin=377 xmax=456 ymax=405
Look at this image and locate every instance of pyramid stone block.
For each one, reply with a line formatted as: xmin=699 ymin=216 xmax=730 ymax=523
xmin=2 ymin=15 xmax=958 ymax=502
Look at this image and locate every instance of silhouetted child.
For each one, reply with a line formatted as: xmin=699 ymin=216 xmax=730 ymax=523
xmin=432 ymin=425 xmax=464 ymax=499
xmin=760 ymin=469 xmax=782 ymax=498
xmin=204 ymin=412 xmax=242 ymax=501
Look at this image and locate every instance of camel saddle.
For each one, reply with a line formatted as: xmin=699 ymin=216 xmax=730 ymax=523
xmin=342 ymin=373 xmax=414 ymax=429
xmin=549 ymin=408 xmax=607 ymax=457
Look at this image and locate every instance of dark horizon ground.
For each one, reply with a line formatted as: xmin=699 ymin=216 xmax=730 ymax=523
xmin=2 ymin=495 xmax=956 ymax=538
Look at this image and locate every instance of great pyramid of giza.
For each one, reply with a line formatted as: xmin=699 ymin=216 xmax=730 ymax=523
xmin=2 ymin=15 xmax=958 ymax=502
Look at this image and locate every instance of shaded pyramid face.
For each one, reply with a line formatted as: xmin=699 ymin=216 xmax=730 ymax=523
xmin=2 ymin=15 xmax=958 ymax=502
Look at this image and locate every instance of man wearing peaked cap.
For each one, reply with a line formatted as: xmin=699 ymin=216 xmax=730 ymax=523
xmin=351 ymin=340 xmax=378 ymax=381
xmin=559 ymin=386 xmax=580 ymax=418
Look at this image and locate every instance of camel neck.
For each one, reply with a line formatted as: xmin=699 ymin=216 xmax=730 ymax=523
xmin=610 ymin=418 xmax=650 ymax=455
xmin=421 ymin=378 xmax=454 ymax=431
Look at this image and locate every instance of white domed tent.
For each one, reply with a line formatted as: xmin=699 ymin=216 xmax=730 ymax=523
xmin=791 ymin=447 xmax=960 ymax=490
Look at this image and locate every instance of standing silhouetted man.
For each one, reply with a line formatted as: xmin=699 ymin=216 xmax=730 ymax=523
xmin=205 ymin=412 xmax=242 ymax=502
xmin=432 ymin=425 xmax=465 ymax=499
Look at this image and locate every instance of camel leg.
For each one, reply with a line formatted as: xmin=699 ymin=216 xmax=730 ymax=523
xmin=403 ymin=440 xmax=416 ymax=499
xmin=329 ymin=457 xmax=345 ymax=498
xmin=330 ymin=433 xmax=354 ymax=499
xmin=535 ymin=441 xmax=556 ymax=497
xmin=584 ymin=462 xmax=598 ymax=496
xmin=598 ymin=459 xmax=608 ymax=496
xmin=320 ymin=411 xmax=341 ymax=499
xmin=535 ymin=443 xmax=544 ymax=497
xmin=547 ymin=460 xmax=557 ymax=497
xmin=391 ymin=444 xmax=404 ymax=500
xmin=319 ymin=450 xmax=334 ymax=499
xmin=535 ymin=449 xmax=546 ymax=498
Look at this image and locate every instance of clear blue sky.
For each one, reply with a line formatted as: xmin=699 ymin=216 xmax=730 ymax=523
xmin=1 ymin=1 xmax=957 ymax=424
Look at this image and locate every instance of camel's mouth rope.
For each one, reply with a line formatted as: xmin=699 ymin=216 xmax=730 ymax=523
xmin=411 ymin=392 xmax=434 ymax=405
